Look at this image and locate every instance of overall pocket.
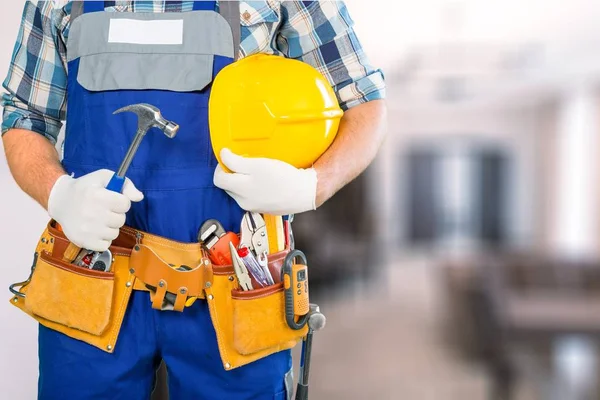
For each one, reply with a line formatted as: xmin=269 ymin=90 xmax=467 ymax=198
xmin=25 ymin=251 xmax=114 ymax=336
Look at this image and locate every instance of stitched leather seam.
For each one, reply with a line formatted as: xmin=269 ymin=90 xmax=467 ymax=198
xmin=214 ymin=270 xmax=234 ymax=275
xmin=39 ymin=252 xmax=114 ymax=280
xmin=108 ymin=274 xmax=134 ymax=350
xmin=142 ymin=235 xmax=201 ymax=250
xmin=120 ymin=226 xmax=137 ymax=235
xmin=46 ymin=230 xmax=133 ymax=256
xmin=47 ymin=222 xmax=133 ymax=254
xmin=143 ymin=243 xmax=201 ymax=252
xmin=231 ymin=288 xmax=282 ymax=300
xmin=207 ymin=289 xmax=231 ymax=366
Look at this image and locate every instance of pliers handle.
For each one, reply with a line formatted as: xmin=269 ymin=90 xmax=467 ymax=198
xmin=230 ymin=242 xmax=253 ymax=291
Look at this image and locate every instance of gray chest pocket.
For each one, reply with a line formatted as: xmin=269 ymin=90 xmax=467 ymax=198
xmin=67 ymin=11 xmax=234 ymax=92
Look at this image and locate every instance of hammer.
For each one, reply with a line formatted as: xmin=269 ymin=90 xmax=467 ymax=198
xmin=295 ymin=304 xmax=326 ymax=400
xmin=63 ymin=103 xmax=179 ymax=263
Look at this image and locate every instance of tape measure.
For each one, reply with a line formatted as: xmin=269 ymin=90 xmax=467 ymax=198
xmin=282 ymin=249 xmax=310 ymax=330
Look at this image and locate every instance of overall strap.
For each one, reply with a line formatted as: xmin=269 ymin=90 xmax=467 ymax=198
xmin=83 ymin=1 xmax=110 ymax=14
xmin=80 ymin=1 xmax=216 ymax=14
xmin=218 ymin=1 xmax=240 ymax=60
xmin=70 ymin=1 xmax=84 ymax=21
xmin=192 ymin=1 xmax=217 ymax=11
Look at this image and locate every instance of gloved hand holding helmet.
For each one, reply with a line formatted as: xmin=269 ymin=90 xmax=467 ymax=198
xmin=209 ymin=54 xmax=343 ymax=214
xmin=214 ymin=149 xmax=318 ymax=215
xmin=48 ymin=169 xmax=144 ymax=251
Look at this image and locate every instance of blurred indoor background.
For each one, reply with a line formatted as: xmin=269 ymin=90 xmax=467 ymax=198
xmin=4 ymin=1 xmax=600 ymax=399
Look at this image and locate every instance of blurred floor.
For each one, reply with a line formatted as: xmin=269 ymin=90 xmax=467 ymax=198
xmin=305 ymin=257 xmax=539 ymax=400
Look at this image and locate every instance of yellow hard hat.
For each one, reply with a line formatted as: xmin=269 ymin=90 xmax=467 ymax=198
xmin=208 ymin=54 xmax=344 ymax=169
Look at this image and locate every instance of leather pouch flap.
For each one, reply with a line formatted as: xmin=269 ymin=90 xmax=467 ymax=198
xmin=130 ymin=244 xmax=207 ymax=299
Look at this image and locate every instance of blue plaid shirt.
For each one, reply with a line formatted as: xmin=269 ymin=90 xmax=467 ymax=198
xmin=2 ymin=1 xmax=385 ymax=144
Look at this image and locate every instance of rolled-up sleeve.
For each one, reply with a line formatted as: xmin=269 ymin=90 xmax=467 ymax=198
xmin=277 ymin=1 xmax=385 ymax=111
xmin=2 ymin=1 xmax=68 ymax=144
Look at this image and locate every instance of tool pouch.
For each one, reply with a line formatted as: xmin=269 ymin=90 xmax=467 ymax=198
xmin=9 ymin=221 xmax=136 ymax=353
xmin=26 ymin=251 xmax=114 ymax=336
xmin=205 ymin=250 xmax=309 ymax=370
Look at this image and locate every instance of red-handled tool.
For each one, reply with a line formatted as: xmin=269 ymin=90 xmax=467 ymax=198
xmin=198 ymin=219 xmax=239 ymax=265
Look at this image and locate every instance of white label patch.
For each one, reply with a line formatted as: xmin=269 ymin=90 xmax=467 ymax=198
xmin=108 ymin=19 xmax=184 ymax=45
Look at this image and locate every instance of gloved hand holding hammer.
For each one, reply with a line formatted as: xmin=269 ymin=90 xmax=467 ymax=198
xmin=48 ymin=169 xmax=143 ymax=252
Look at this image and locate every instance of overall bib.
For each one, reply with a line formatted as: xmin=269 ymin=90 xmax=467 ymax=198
xmin=37 ymin=1 xmax=292 ymax=398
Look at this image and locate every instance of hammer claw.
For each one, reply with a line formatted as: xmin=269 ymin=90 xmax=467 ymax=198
xmin=112 ymin=103 xmax=179 ymax=177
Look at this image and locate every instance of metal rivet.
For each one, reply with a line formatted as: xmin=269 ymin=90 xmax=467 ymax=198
xmin=261 ymin=232 xmax=266 ymax=237
xmin=228 ymin=276 xmax=234 ymax=282
xmin=243 ymin=10 xmax=250 ymax=20
xmin=129 ymin=268 xmax=135 ymax=274
xmin=126 ymin=282 xmax=132 ymax=288
xmin=41 ymin=238 xmax=46 ymax=243
xmin=205 ymin=282 xmax=212 ymax=288
xmin=180 ymin=288 xmax=187 ymax=295
xmin=225 ymin=363 xmax=231 ymax=369
xmin=208 ymin=294 xmax=214 ymax=300
xmin=159 ymin=281 xmax=165 ymax=288
xmin=204 ymin=259 xmax=210 ymax=266
xmin=50 ymin=238 xmax=54 ymax=244
xmin=107 ymin=345 xmax=113 ymax=351
xmin=134 ymin=245 xmax=140 ymax=251
xmin=12 ymin=298 xmax=18 ymax=303
xmin=257 ymin=241 xmax=262 ymax=246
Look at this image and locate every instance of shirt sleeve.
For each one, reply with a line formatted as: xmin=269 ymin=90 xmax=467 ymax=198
xmin=1 ymin=1 xmax=68 ymax=144
xmin=276 ymin=1 xmax=385 ymax=111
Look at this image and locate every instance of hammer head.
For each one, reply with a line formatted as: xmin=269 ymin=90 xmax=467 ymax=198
xmin=308 ymin=304 xmax=326 ymax=331
xmin=114 ymin=103 xmax=179 ymax=138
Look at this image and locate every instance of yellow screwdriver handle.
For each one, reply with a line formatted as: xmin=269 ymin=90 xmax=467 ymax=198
xmin=63 ymin=243 xmax=81 ymax=263
xmin=263 ymin=214 xmax=285 ymax=253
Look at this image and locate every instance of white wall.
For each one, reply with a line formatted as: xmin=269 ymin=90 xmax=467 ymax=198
xmin=0 ymin=2 xmax=52 ymax=398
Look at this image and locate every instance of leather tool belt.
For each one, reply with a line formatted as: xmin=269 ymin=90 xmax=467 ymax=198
xmin=9 ymin=220 xmax=307 ymax=370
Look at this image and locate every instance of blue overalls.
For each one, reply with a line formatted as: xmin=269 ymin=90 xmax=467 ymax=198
xmin=37 ymin=1 xmax=291 ymax=398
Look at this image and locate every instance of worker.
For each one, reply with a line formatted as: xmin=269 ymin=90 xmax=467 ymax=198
xmin=1 ymin=1 xmax=386 ymax=399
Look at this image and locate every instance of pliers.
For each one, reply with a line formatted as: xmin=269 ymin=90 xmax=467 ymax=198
xmin=240 ymin=212 xmax=270 ymax=256
xmin=240 ymin=212 xmax=274 ymax=285
xmin=230 ymin=242 xmax=253 ymax=291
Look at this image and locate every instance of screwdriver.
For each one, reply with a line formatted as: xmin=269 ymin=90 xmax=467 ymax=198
xmin=237 ymin=247 xmax=270 ymax=287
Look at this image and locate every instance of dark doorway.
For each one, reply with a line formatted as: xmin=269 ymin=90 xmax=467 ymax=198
xmin=406 ymin=149 xmax=438 ymax=243
xmin=404 ymin=142 xmax=509 ymax=248
xmin=476 ymin=151 xmax=507 ymax=246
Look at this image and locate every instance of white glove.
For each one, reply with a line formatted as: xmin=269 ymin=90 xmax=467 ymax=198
xmin=213 ymin=149 xmax=318 ymax=215
xmin=48 ymin=169 xmax=144 ymax=251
